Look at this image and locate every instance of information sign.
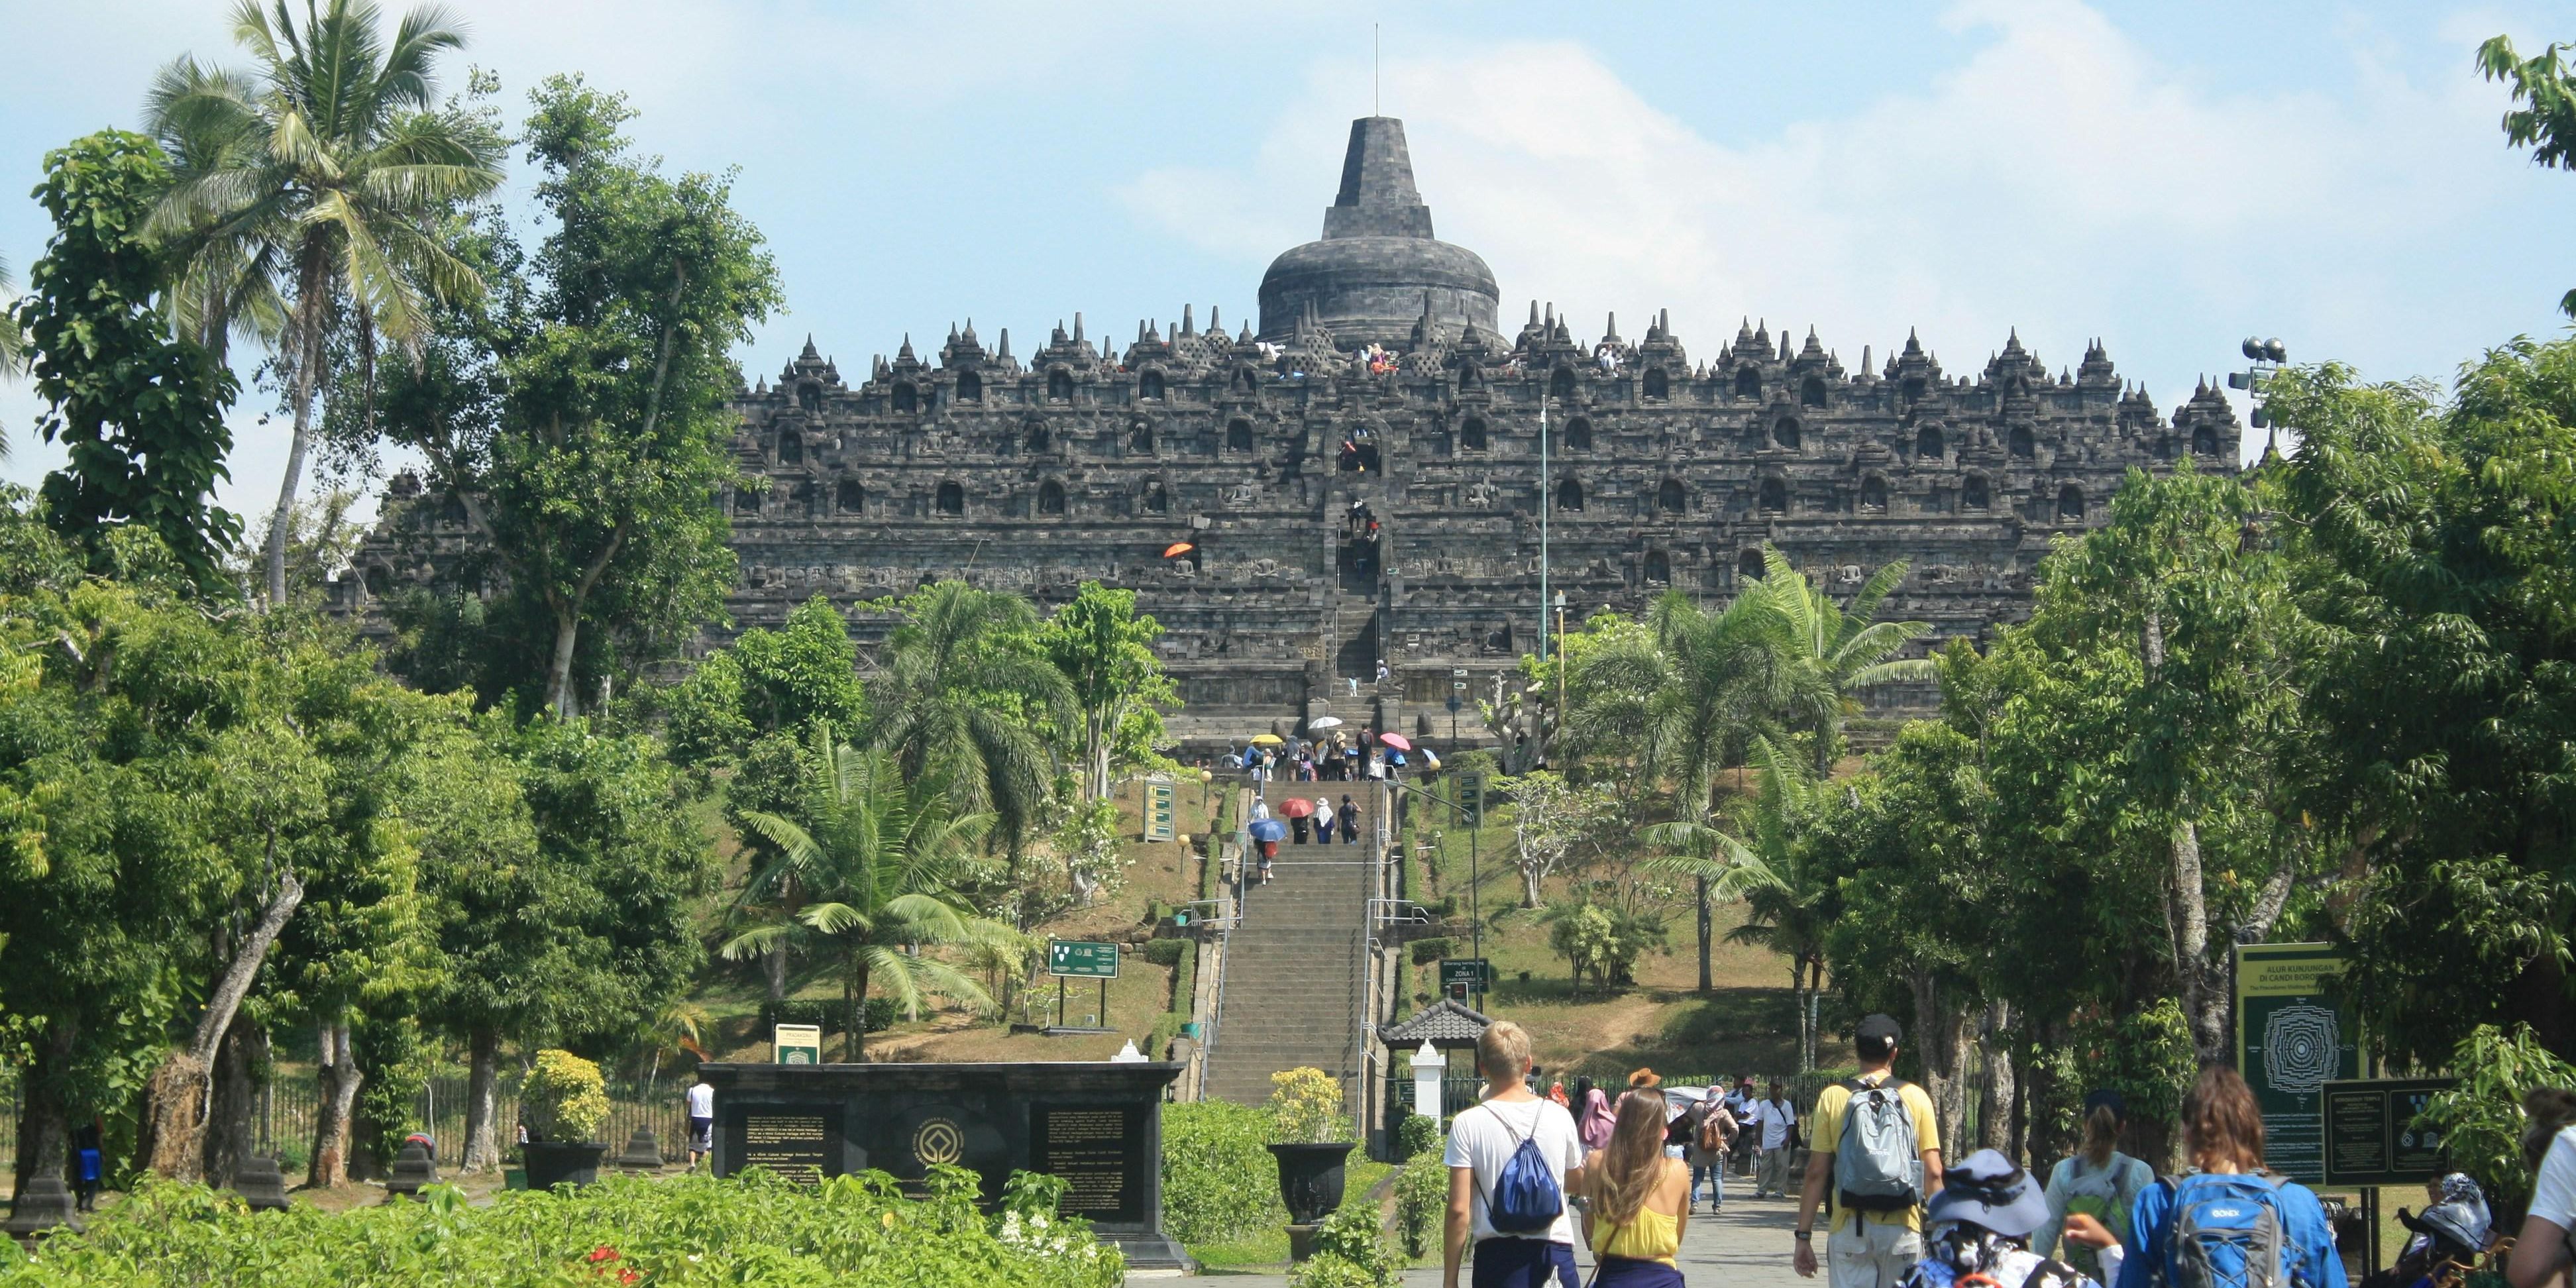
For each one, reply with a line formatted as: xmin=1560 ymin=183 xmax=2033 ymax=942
xmin=773 ymin=1024 xmax=822 ymax=1065
xmin=1048 ymin=939 xmax=1122 ymax=979
xmin=2322 ymin=1077 xmax=2455 ymax=1188
xmin=2235 ymin=941 xmax=2358 ymax=1183
xmin=1440 ymin=958 xmax=1492 ymax=998
xmin=1143 ymin=782 xmax=1176 ymax=841
xmin=1454 ymin=772 xmax=1486 ymax=828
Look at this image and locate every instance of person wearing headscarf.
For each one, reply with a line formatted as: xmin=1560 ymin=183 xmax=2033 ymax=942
xmin=1579 ymin=1078 xmax=1619 ymax=1152
xmin=1900 ymin=1148 xmax=2098 ymax=1288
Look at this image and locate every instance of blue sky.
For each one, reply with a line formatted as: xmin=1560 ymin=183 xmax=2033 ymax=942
xmin=1 ymin=0 xmax=2570 ymax=525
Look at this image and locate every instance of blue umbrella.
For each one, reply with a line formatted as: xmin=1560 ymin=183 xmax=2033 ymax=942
xmin=1248 ymin=818 xmax=1287 ymax=842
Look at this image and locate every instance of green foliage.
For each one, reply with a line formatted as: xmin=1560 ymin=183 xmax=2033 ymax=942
xmin=1142 ymin=938 xmax=1189 ymax=967
xmin=352 ymin=1009 xmax=432 ymax=1171
xmin=871 ymin=580 xmax=1071 ymax=857
xmin=1396 ymin=1113 xmax=1442 ymax=1161
xmin=2420 ymin=1024 xmax=2576 ymax=1215
xmin=521 ymin=1048 xmax=612 ymax=1142
xmin=0 ymin=1169 xmax=1121 ymax=1288
xmin=15 ymin=130 xmax=241 ymax=590
xmin=1268 ymin=1066 xmax=1347 ymax=1144
xmin=1040 ymin=581 xmax=1180 ymax=799
xmin=1291 ymin=1205 xmax=1401 ymax=1288
xmin=1542 ymin=899 xmax=1666 ymax=996
xmin=1395 ymin=1134 xmax=1448 ymax=1260
xmin=2477 ymin=34 xmax=2576 ymax=315
xmin=1409 ymin=937 xmax=1453 ymax=967
xmin=1161 ymin=1100 xmax=1289 ymax=1246
xmin=663 ymin=595 xmax=863 ymax=769
xmin=2068 ymin=999 xmax=2197 ymax=1128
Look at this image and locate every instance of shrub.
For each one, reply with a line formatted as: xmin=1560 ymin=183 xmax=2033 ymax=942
xmin=1 ymin=1168 xmax=1122 ymax=1288
xmin=1291 ymin=1205 xmax=1399 ymax=1288
xmin=1395 ymin=1112 xmax=1441 ymax=1161
xmin=521 ymin=1049 xmax=612 ymax=1143
xmin=1408 ymin=938 xmax=1452 ymax=967
xmin=2422 ymin=1022 xmax=2576 ymax=1216
xmin=1161 ymin=1100 xmax=1288 ymax=1246
xmin=1142 ymin=938 xmax=1189 ymax=967
xmin=1394 ymin=1139 xmax=1449 ymax=1260
xmin=1268 ymin=1067 xmax=1346 ymax=1144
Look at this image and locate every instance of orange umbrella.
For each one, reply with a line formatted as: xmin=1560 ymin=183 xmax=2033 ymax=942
xmin=1163 ymin=542 xmax=1195 ymax=557
xmin=1276 ymin=797 xmax=1316 ymax=818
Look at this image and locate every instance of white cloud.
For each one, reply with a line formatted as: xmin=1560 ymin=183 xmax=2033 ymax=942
xmin=1122 ymin=0 xmax=2546 ymax=445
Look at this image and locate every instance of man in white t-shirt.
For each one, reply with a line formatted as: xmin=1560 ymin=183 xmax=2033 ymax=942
xmin=1753 ymin=1081 xmax=1799 ymax=1199
xmin=2509 ymin=1112 xmax=2576 ymax=1288
xmin=1444 ymin=1020 xmax=1587 ymax=1288
xmin=684 ymin=1077 xmax=716 ymax=1169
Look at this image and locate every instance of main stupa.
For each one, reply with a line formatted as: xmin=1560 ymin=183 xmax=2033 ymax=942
xmin=1255 ymin=117 xmax=1501 ymax=349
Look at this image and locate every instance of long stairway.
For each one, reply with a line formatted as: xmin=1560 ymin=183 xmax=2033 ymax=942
xmin=1202 ymin=780 xmax=1382 ymax=1107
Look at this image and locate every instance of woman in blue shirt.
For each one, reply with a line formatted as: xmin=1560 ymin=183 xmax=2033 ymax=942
xmin=2114 ymin=1065 xmax=2346 ymax=1288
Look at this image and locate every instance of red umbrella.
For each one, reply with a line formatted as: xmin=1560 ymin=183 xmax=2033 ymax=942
xmin=1377 ymin=732 xmax=1414 ymax=751
xmin=1276 ymin=797 xmax=1316 ymax=818
xmin=1163 ymin=542 xmax=1196 ymax=558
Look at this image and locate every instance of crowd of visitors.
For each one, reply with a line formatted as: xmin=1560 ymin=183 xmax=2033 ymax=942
xmin=1212 ymin=725 xmax=1412 ymax=784
xmin=1436 ymin=1012 xmax=2574 ymax=1288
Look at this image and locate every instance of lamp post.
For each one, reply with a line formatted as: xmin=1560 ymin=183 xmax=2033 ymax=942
xmin=1538 ymin=393 xmax=1551 ymax=665
xmin=2227 ymin=336 xmax=2288 ymax=459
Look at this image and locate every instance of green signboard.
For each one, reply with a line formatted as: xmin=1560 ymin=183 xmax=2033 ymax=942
xmin=2235 ymin=941 xmax=2358 ymax=1184
xmin=1047 ymin=939 xmax=1122 ymax=979
xmin=1440 ymin=958 xmax=1491 ymax=997
xmin=2322 ymin=1077 xmax=2455 ymax=1188
xmin=1143 ymin=782 xmax=1176 ymax=841
xmin=1453 ymin=772 xmax=1486 ymax=828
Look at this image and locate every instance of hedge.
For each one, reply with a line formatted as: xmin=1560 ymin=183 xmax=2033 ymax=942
xmin=1 ymin=1167 xmax=1122 ymax=1288
xmin=1160 ymin=1099 xmax=1287 ymax=1246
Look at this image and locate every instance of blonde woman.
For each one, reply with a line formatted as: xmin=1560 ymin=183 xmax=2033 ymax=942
xmin=1582 ymin=1090 xmax=1692 ymax=1288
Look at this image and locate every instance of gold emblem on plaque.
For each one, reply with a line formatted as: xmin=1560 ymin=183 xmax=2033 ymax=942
xmin=912 ymin=1117 xmax=964 ymax=1165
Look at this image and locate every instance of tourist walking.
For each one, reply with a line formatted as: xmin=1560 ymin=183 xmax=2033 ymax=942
xmin=1900 ymin=1149 xmax=2098 ymax=1288
xmin=1444 ymin=1020 xmax=1587 ymax=1288
xmin=71 ymin=1119 xmax=102 ymax=1212
xmin=1687 ymin=1085 xmax=1734 ymax=1214
xmin=1291 ymin=809 xmax=1311 ymax=844
xmin=2507 ymin=1087 xmax=2576 ymax=1288
xmin=1341 ymin=794 xmax=1361 ymax=845
xmin=1315 ymin=796 xmax=1337 ymax=845
xmin=685 ymin=1075 xmax=716 ymax=1170
xmin=1582 ymin=1090 xmax=1693 ymax=1288
xmin=1578 ymin=1078 xmax=1617 ymax=1152
xmin=1796 ymin=1013 xmax=1944 ymax=1288
xmin=2033 ymin=1091 xmax=2152 ymax=1281
xmin=1754 ymin=1080 xmax=1799 ymax=1199
xmin=2114 ymin=1064 xmax=2346 ymax=1288
xmin=1734 ymin=1076 xmax=1762 ymax=1177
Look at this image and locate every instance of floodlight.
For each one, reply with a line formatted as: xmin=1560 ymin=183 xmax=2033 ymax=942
xmin=2263 ymin=339 xmax=2286 ymax=363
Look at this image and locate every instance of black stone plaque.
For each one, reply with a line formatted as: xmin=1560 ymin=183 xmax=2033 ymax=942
xmin=2321 ymin=1077 xmax=2455 ymax=1188
xmin=1032 ymin=1102 xmax=1146 ymax=1223
xmin=724 ymin=1104 xmax=843 ymax=1186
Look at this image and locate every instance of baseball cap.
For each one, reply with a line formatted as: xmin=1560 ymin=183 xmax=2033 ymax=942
xmin=1857 ymin=1013 xmax=1902 ymax=1045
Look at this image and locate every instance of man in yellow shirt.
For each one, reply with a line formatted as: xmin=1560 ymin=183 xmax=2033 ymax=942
xmin=1794 ymin=1013 xmax=1945 ymax=1288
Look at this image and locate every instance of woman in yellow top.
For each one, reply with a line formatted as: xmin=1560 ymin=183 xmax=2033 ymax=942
xmin=1582 ymin=1091 xmax=1692 ymax=1288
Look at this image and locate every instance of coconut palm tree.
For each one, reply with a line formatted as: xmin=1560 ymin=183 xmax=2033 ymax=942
xmin=865 ymin=581 xmax=1073 ymax=857
xmin=1722 ymin=736 xmax=1837 ymax=1071
xmin=143 ymin=56 xmax=284 ymax=360
xmin=146 ymin=0 xmax=503 ymax=605
xmin=721 ymin=730 xmax=1010 ymax=1060
xmin=0 ymin=255 xmax=22 ymax=394
xmin=1754 ymin=546 xmax=1939 ymax=773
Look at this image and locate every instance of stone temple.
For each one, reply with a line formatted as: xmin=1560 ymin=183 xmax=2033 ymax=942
xmin=340 ymin=117 xmax=2240 ymax=746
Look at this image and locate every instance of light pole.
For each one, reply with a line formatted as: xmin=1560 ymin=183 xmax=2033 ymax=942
xmin=1552 ymin=591 xmax=1568 ymax=766
xmin=1538 ymin=393 xmax=1551 ymax=664
xmin=2227 ymin=336 xmax=2288 ymax=459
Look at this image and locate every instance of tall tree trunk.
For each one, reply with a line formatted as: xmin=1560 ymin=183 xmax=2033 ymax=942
xmin=765 ymin=942 xmax=787 ymax=1004
xmin=547 ymin=605 xmax=583 ymax=720
xmin=12 ymin=1017 xmax=77 ymax=1198
xmin=1696 ymin=877 xmax=1713 ymax=993
xmin=462 ymin=1026 xmax=502 ymax=1173
xmin=1976 ymin=1000 xmax=2015 ymax=1154
xmin=265 ymin=289 xmax=327 ymax=606
xmin=849 ymin=959 xmax=871 ymax=1063
xmin=309 ymin=1018 xmax=362 ymax=1189
xmin=1521 ymin=866 xmax=1542 ymax=909
xmin=203 ymin=1016 xmax=265 ymax=1187
xmin=2171 ymin=817 xmax=2229 ymax=1061
xmin=144 ymin=874 xmax=301 ymax=1180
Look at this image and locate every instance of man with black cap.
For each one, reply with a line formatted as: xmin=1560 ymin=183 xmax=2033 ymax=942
xmin=1900 ymin=1148 xmax=2096 ymax=1288
xmin=1796 ymin=1013 xmax=1945 ymax=1288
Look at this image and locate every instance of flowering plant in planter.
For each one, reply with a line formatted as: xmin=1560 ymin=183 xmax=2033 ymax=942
xmin=523 ymin=1049 xmax=612 ymax=1142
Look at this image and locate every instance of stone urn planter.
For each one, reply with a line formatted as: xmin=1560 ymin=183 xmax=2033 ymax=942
xmin=520 ymin=1140 xmax=607 ymax=1191
xmin=1267 ymin=1141 xmax=1356 ymax=1225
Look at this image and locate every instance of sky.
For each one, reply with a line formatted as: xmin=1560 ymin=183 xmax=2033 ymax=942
xmin=1 ymin=0 xmax=2570 ymax=527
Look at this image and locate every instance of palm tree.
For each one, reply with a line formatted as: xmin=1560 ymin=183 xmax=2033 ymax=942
xmin=146 ymin=0 xmax=503 ymax=605
xmin=866 ymin=581 xmax=1073 ymax=859
xmin=1722 ymin=737 xmax=1837 ymax=1071
xmin=143 ymin=56 xmax=285 ymax=360
xmin=1754 ymin=547 xmax=1938 ymax=773
xmin=0 ymin=255 xmax=23 ymax=394
xmin=721 ymin=730 xmax=1010 ymax=1060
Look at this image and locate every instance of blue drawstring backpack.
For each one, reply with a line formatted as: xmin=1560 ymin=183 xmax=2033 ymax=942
xmin=1481 ymin=1104 xmax=1564 ymax=1234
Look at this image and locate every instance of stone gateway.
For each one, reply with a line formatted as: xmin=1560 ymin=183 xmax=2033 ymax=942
xmin=336 ymin=116 xmax=2239 ymax=742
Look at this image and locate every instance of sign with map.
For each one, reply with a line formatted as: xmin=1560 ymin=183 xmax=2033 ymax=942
xmin=2235 ymin=941 xmax=2357 ymax=1184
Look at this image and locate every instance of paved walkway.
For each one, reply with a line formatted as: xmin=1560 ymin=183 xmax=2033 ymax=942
xmin=1137 ymin=1182 xmax=1811 ymax=1287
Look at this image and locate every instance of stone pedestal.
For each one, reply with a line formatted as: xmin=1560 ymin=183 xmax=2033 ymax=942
xmin=616 ymin=1126 xmax=664 ymax=1171
xmin=1287 ymin=1223 xmax=1322 ymax=1263
xmin=1409 ymin=1040 xmax=1446 ymax=1120
xmin=231 ymin=1155 xmax=292 ymax=1212
xmin=4 ymin=1176 xmax=82 ymax=1242
xmin=385 ymin=1140 xmax=439 ymax=1199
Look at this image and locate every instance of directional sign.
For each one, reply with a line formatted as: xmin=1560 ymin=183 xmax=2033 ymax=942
xmin=1440 ymin=959 xmax=1492 ymax=993
xmin=1047 ymin=939 xmax=1122 ymax=979
xmin=1454 ymin=771 xmax=1487 ymax=828
xmin=2322 ymin=1077 xmax=2455 ymax=1188
xmin=1143 ymin=782 xmax=1176 ymax=841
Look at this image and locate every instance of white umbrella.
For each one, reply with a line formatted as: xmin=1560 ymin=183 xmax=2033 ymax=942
xmin=1660 ymin=1087 xmax=1713 ymax=1118
xmin=1308 ymin=716 xmax=1345 ymax=729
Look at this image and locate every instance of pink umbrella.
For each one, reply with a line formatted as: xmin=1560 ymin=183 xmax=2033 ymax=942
xmin=1377 ymin=733 xmax=1413 ymax=751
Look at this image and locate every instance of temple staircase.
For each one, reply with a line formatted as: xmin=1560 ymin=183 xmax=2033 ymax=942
xmin=1202 ymin=780 xmax=1385 ymax=1108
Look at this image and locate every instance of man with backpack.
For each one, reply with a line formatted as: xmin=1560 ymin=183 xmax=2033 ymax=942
xmin=1684 ymin=1087 xmax=1737 ymax=1213
xmin=1445 ymin=1020 xmax=1589 ymax=1288
xmin=1796 ymin=1013 xmax=1946 ymax=1288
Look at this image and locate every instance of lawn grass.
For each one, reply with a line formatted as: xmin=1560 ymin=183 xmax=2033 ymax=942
xmin=1185 ymin=1157 xmax=1398 ymax=1268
